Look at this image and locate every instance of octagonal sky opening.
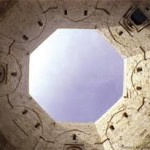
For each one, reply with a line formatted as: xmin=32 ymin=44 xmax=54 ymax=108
xmin=29 ymin=29 xmax=124 ymax=123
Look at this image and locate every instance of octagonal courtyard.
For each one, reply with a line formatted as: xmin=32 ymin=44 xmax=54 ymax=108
xmin=0 ymin=0 xmax=150 ymax=150
xmin=29 ymin=29 xmax=123 ymax=122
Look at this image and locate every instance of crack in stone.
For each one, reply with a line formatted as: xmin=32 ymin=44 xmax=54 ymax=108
xmin=137 ymin=97 xmax=145 ymax=111
xmin=105 ymin=109 xmax=126 ymax=150
xmin=8 ymin=40 xmax=15 ymax=54
xmin=140 ymin=46 xmax=147 ymax=60
xmin=40 ymin=136 xmax=54 ymax=144
xmin=43 ymin=6 xmax=58 ymax=14
xmin=6 ymin=94 xmax=13 ymax=109
xmin=95 ymin=7 xmax=110 ymax=15
xmin=94 ymin=138 xmax=109 ymax=144
xmin=12 ymin=120 xmax=29 ymax=137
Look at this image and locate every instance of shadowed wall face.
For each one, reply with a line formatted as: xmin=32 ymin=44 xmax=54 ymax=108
xmin=29 ymin=29 xmax=124 ymax=122
xmin=0 ymin=0 xmax=18 ymax=17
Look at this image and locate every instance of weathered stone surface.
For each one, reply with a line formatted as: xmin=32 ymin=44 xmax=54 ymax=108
xmin=0 ymin=0 xmax=149 ymax=149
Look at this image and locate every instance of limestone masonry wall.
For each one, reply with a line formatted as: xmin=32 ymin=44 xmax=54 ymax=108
xmin=0 ymin=0 xmax=150 ymax=149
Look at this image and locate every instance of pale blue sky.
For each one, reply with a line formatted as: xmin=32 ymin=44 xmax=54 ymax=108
xmin=29 ymin=29 xmax=123 ymax=123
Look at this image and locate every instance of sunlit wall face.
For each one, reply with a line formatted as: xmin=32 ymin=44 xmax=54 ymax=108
xmin=29 ymin=29 xmax=124 ymax=123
